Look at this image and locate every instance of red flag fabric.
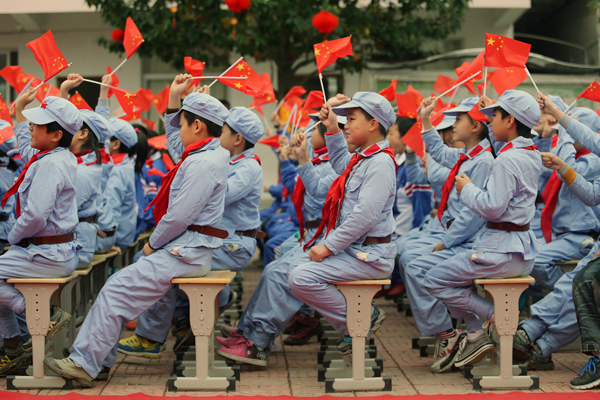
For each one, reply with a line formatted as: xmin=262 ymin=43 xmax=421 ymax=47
xmin=0 ymin=66 xmax=31 ymax=93
xmin=433 ymin=74 xmax=455 ymax=95
xmin=114 ymin=90 xmax=136 ymax=116
xmin=249 ymin=104 xmax=265 ymax=116
xmin=249 ymin=73 xmax=276 ymax=106
xmin=578 ymin=81 xmax=600 ymax=102
xmin=283 ymin=86 xmax=306 ymax=100
xmin=148 ymin=134 xmax=167 ymax=150
xmin=216 ymin=59 xmax=259 ymax=93
xmin=455 ymin=51 xmax=484 ymax=95
xmin=39 ymin=83 xmax=60 ymax=101
xmin=297 ymin=91 xmax=325 ymax=126
xmin=69 ymin=92 xmax=92 ymax=110
xmin=489 ymin=66 xmax=528 ymax=96
xmin=124 ymin=17 xmax=144 ymax=59
xmin=184 ymin=57 xmax=205 ymax=77
xmin=395 ymin=85 xmax=423 ymax=119
xmin=136 ymin=88 xmax=154 ymax=112
xmin=484 ymin=33 xmax=531 ymax=68
xmin=107 ymin=66 xmax=120 ymax=98
xmin=402 ymin=112 xmax=445 ymax=158
xmin=152 ymin=85 xmax=170 ymax=114
xmin=142 ymin=118 xmax=156 ymax=131
xmin=378 ymin=79 xmax=397 ymax=101
xmin=0 ymin=125 xmax=15 ymax=144
xmin=313 ymin=35 xmax=353 ymax=74
xmin=257 ymin=135 xmax=280 ymax=148
xmin=26 ymin=31 xmax=70 ymax=82
xmin=0 ymin=96 xmax=11 ymax=125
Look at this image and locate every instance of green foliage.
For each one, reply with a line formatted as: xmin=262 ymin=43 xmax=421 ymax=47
xmin=86 ymin=0 xmax=469 ymax=95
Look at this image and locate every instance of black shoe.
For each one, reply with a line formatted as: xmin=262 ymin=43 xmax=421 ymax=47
xmin=283 ymin=315 xmax=323 ymax=346
xmin=513 ymin=328 xmax=532 ymax=362
xmin=570 ymin=357 xmax=600 ymax=390
xmin=96 ymin=365 xmax=111 ymax=381
xmin=0 ymin=339 xmax=32 ymax=376
xmin=523 ymin=343 xmax=554 ymax=371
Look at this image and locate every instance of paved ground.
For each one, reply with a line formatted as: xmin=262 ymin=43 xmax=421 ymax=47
xmin=0 ymin=260 xmax=594 ymax=397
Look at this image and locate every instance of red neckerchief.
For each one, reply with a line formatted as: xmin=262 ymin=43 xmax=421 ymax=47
xmin=541 ymin=148 xmax=591 ymax=243
xmin=551 ymin=134 xmax=559 ymax=149
xmin=146 ymin=158 xmax=154 ymax=168
xmin=145 ymin=138 xmax=216 ymax=225
xmin=438 ymin=144 xmax=487 ymax=223
xmin=292 ymin=147 xmax=328 ymax=241
xmin=231 ymin=154 xmax=262 ymax=166
xmin=98 ymin=147 xmax=111 ymax=164
xmin=2 ymin=149 xmax=52 ymax=217
xmin=162 ymin=153 xmax=175 ymax=171
xmin=73 ymin=150 xmax=95 ymax=165
xmin=304 ymin=143 xmax=395 ymax=250
xmin=498 ymin=142 xmax=539 ymax=154
xmin=111 ymin=153 xmax=127 ymax=165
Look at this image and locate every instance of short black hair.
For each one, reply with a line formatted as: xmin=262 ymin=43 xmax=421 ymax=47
xmin=46 ymin=121 xmax=73 ymax=148
xmin=80 ymin=122 xmax=102 ymax=165
xmin=109 ymin=136 xmax=137 ymax=157
xmin=396 ymin=117 xmax=417 ymax=138
xmin=357 ymin=109 xmax=387 ymax=138
xmin=219 ymin=99 xmax=231 ymax=110
xmin=498 ymin=107 xmax=532 ymax=138
xmin=465 ymin=114 xmax=496 ymax=158
xmin=226 ymin=122 xmax=255 ymax=151
xmin=182 ymin=110 xmax=222 ymax=138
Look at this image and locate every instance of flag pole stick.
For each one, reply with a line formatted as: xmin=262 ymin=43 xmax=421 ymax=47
xmin=32 ymin=81 xmax=45 ymax=91
xmin=483 ymin=67 xmax=488 ymax=97
xmin=303 ymin=120 xmax=322 ymax=135
xmin=566 ymin=98 xmax=578 ymax=113
xmin=281 ymin=105 xmax=297 ymax=137
xmin=82 ymin=79 xmax=136 ymax=95
xmin=525 ymin=66 xmax=540 ymax=94
xmin=272 ymin=99 xmax=285 ymax=115
xmin=108 ymin=58 xmax=128 ymax=77
xmin=208 ymin=57 xmax=244 ymax=88
xmin=448 ymin=86 xmax=459 ymax=105
xmin=19 ymin=79 xmax=34 ymax=95
xmin=191 ymin=76 xmax=248 ymax=80
xmin=434 ymin=72 xmax=481 ymax=100
xmin=318 ymin=73 xmax=327 ymax=101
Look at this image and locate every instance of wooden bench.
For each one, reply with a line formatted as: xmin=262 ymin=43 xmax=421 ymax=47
xmin=167 ymin=270 xmax=237 ymax=392
xmin=469 ymin=276 xmax=539 ymax=391
xmin=6 ymin=274 xmax=79 ymax=390
xmin=322 ymin=279 xmax=392 ymax=393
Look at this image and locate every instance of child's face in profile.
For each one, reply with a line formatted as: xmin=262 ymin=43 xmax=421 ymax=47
xmin=219 ymin=123 xmax=238 ymax=156
xmin=29 ymin=123 xmax=57 ymax=151
xmin=490 ymin=109 xmax=510 ymax=142
xmin=344 ymin=108 xmax=372 ymax=147
xmin=179 ymin=112 xmax=205 ymax=148
xmin=386 ymin=124 xmax=406 ymax=155
xmin=452 ymin=113 xmax=478 ymax=144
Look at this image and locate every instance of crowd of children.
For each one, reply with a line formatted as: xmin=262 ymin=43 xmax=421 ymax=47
xmin=1 ymin=66 xmax=600 ymax=391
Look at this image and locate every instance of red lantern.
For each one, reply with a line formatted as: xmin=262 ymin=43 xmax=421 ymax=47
xmin=225 ymin=0 xmax=251 ymax=13
xmin=312 ymin=11 xmax=339 ymax=34
xmin=111 ymin=28 xmax=125 ymax=42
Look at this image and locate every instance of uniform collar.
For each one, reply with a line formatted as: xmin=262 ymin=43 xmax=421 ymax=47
xmin=462 ymin=139 xmax=490 ymax=159
xmin=230 ymin=148 xmax=256 ymax=164
xmin=357 ymin=139 xmax=390 ymax=158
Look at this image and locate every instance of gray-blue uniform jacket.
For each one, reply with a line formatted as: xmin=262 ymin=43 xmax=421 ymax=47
xmin=75 ymin=152 xmax=102 ymax=267
xmin=105 ymin=154 xmax=136 ymax=248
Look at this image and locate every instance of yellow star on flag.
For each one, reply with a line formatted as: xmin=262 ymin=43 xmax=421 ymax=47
xmin=234 ymin=82 xmax=242 ymax=89
xmin=487 ymin=37 xmax=495 ymax=46
xmin=236 ymin=64 xmax=245 ymax=71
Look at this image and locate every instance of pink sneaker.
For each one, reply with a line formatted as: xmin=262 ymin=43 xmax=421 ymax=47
xmin=219 ymin=325 xmax=241 ymax=338
xmin=217 ymin=340 xmax=268 ymax=367
xmin=215 ymin=332 xmax=246 ymax=348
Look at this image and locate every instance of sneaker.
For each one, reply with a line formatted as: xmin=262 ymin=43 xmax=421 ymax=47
xmin=96 ymin=365 xmax=111 ymax=381
xmin=219 ymin=325 xmax=241 ymax=338
xmin=431 ymin=332 xmax=466 ymax=373
xmin=454 ymin=332 xmax=495 ymax=367
xmin=219 ymin=291 xmax=238 ymax=313
xmin=217 ymin=340 xmax=268 ymax=367
xmin=215 ymin=332 xmax=246 ymax=348
xmin=283 ymin=313 xmax=302 ymax=334
xmin=43 ymin=357 xmax=93 ymax=388
xmin=173 ymin=329 xmax=195 ymax=353
xmin=283 ymin=314 xmax=323 ymax=346
xmin=172 ymin=315 xmax=190 ymax=340
xmin=522 ymin=343 xmax=554 ymax=371
xmin=337 ymin=336 xmax=353 ymax=355
xmin=513 ymin=328 xmax=532 ymax=362
xmin=570 ymin=357 xmax=600 ymax=390
xmin=0 ymin=339 xmax=32 ymax=376
xmin=117 ymin=334 xmax=162 ymax=359
xmin=336 ymin=305 xmax=386 ymax=355
xmin=48 ymin=306 xmax=71 ymax=338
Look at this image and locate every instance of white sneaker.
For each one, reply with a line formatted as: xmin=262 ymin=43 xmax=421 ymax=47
xmin=430 ymin=332 xmax=466 ymax=373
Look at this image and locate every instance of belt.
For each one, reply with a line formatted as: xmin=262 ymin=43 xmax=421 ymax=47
xmin=79 ymin=215 xmax=98 ymax=224
xmin=235 ymin=229 xmax=267 ymax=239
xmin=0 ymin=214 xmax=9 ymax=222
xmin=557 ymin=231 xmax=600 ymax=241
xmin=99 ymin=228 xmax=116 ymax=238
xmin=446 ymin=219 xmax=455 ymax=229
xmin=363 ymin=234 xmax=392 ymax=246
xmin=188 ymin=225 xmax=229 ymax=239
xmin=305 ymin=219 xmax=322 ymax=230
xmin=17 ymin=232 xmax=75 ymax=247
xmin=486 ymin=221 xmax=530 ymax=232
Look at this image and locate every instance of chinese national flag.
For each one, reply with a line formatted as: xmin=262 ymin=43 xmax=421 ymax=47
xmin=148 ymin=134 xmax=167 ymax=150
xmin=0 ymin=125 xmax=15 ymax=145
xmin=142 ymin=118 xmax=156 ymax=131
xmin=249 ymin=103 xmax=264 ymax=115
xmin=249 ymin=73 xmax=277 ymax=107
xmin=26 ymin=31 xmax=70 ymax=82
xmin=216 ymin=59 xmax=259 ymax=94
xmin=433 ymin=74 xmax=455 ymax=95
xmin=0 ymin=66 xmax=31 ymax=93
xmin=314 ymin=36 xmax=353 ymax=74
xmin=455 ymin=50 xmax=484 ymax=95
xmin=402 ymin=112 xmax=445 ymax=158
xmin=279 ymin=95 xmax=304 ymax=126
xmin=136 ymin=88 xmax=155 ymax=112
xmin=578 ymin=81 xmax=600 ymax=102
xmin=395 ymin=85 xmax=423 ymax=119
xmin=184 ymin=57 xmax=205 ymax=77
xmin=378 ymin=79 xmax=397 ymax=101
xmin=29 ymin=77 xmax=60 ymax=102
xmin=107 ymin=66 xmax=120 ymax=98
xmin=0 ymin=96 xmax=12 ymax=125
xmin=69 ymin=92 xmax=92 ymax=111
xmin=484 ymin=33 xmax=531 ymax=68
xmin=283 ymin=86 xmax=306 ymax=100
xmin=124 ymin=17 xmax=144 ymax=59
xmin=297 ymin=91 xmax=324 ymax=126
xmin=114 ymin=90 xmax=136 ymax=116
xmin=489 ymin=66 xmax=528 ymax=96
xmin=152 ymin=84 xmax=170 ymax=114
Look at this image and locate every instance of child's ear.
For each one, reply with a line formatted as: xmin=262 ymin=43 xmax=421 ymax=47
xmin=235 ymin=134 xmax=244 ymax=147
xmin=51 ymin=130 xmax=63 ymax=143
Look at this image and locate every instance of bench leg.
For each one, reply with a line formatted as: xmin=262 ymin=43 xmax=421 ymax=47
xmin=8 ymin=283 xmax=70 ymax=390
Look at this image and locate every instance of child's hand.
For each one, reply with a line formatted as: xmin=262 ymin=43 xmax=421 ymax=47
xmin=60 ymin=73 xmax=83 ymax=99
xmin=195 ymin=85 xmax=210 ymax=95
xmin=169 ymin=74 xmax=193 ymax=109
xmin=479 ymin=95 xmax=494 ymax=110
xmin=110 ymin=245 xmax=122 ymax=256
xmin=541 ymin=152 xmax=566 ymax=171
xmin=419 ymin=96 xmax=436 ymax=120
xmin=455 ymin=173 xmax=472 ymax=194
xmin=292 ymin=133 xmax=310 ymax=165
xmin=537 ymin=93 xmax=563 ymax=121
xmin=326 ymin=93 xmax=350 ymax=108
xmin=142 ymin=242 xmax=155 ymax=256
xmin=319 ymin=103 xmax=339 ymax=134
xmin=15 ymin=88 xmax=37 ymax=111
xmin=270 ymin=110 xmax=280 ymax=127
xmin=99 ymin=74 xmax=112 ymax=99
xmin=432 ymin=242 xmax=446 ymax=253
xmin=541 ymin=115 xmax=558 ymax=139
xmin=309 ymin=244 xmax=332 ymax=262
